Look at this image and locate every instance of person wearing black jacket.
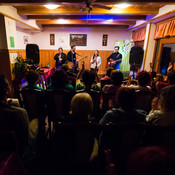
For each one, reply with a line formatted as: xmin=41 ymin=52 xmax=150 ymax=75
xmin=54 ymin=47 xmax=67 ymax=69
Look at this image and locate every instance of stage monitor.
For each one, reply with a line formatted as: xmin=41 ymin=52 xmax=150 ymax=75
xmin=26 ymin=44 xmax=40 ymax=64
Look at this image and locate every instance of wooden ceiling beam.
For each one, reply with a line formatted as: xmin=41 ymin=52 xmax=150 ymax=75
xmin=28 ymin=14 xmax=146 ymax=21
xmin=1 ymin=0 xmax=175 ymax=3
xmin=17 ymin=7 xmax=159 ymax=15
xmin=36 ymin=19 xmax=136 ymax=25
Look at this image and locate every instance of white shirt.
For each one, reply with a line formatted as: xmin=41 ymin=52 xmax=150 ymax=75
xmin=90 ymin=56 xmax=101 ymax=69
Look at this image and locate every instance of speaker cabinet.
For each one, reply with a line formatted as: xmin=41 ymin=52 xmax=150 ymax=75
xmin=26 ymin=44 xmax=40 ymax=64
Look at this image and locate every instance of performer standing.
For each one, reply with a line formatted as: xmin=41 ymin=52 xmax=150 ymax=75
xmin=54 ymin=47 xmax=67 ymax=69
xmin=90 ymin=50 xmax=101 ymax=72
xmin=107 ymin=46 xmax=122 ymax=70
xmin=67 ymin=45 xmax=78 ymax=73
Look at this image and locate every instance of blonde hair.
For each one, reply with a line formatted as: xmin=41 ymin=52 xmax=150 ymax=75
xmin=70 ymin=93 xmax=93 ymax=119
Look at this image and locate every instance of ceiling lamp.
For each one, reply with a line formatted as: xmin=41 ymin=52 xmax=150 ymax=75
xmin=106 ymin=19 xmax=113 ymax=22
xmin=114 ymin=3 xmax=131 ymax=9
xmin=44 ymin=4 xmax=59 ymax=9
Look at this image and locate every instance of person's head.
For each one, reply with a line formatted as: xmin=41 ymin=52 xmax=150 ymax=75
xmin=127 ymin=146 xmax=175 ymax=175
xmin=111 ymin=70 xmax=123 ymax=86
xmin=52 ymin=69 xmax=68 ymax=88
xmin=117 ymin=87 xmax=136 ymax=111
xmin=82 ymin=70 xmax=95 ymax=86
xmin=58 ymin=47 xmax=63 ymax=54
xmin=61 ymin=64 xmax=69 ymax=72
xmin=160 ymin=85 xmax=175 ymax=112
xmin=71 ymin=45 xmax=76 ymax=52
xmin=114 ymin=46 xmax=120 ymax=53
xmin=137 ymin=71 xmax=151 ymax=87
xmin=106 ymin=67 xmax=114 ymax=77
xmin=70 ymin=93 xmax=93 ymax=120
xmin=167 ymin=70 xmax=175 ymax=85
xmin=25 ymin=70 xmax=39 ymax=85
xmin=94 ymin=50 xmax=99 ymax=57
xmin=0 ymin=74 xmax=11 ymax=101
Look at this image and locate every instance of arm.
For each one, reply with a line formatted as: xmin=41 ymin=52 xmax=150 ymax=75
xmin=54 ymin=53 xmax=58 ymax=61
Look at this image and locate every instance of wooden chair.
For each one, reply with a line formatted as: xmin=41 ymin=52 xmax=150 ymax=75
xmin=46 ymin=89 xmax=75 ymax=136
xmin=20 ymin=88 xmax=46 ymax=140
xmin=99 ymin=122 xmax=152 ymax=174
xmin=37 ymin=69 xmax=48 ymax=90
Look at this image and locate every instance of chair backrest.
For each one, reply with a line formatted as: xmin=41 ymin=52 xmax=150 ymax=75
xmin=135 ymin=90 xmax=153 ymax=113
xmin=46 ymin=89 xmax=74 ymax=121
xmin=0 ymin=131 xmax=19 ymax=155
xmin=20 ymin=88 xmax=45 ymax=120
xmin=100 ymin=122 xmax=151 ymax=163
xmin=53 ymin=122 xmax=100 ymax=166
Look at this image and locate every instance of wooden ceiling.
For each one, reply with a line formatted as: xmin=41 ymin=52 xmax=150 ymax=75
xmin=1 ymin=0 xmax=175 ymax=27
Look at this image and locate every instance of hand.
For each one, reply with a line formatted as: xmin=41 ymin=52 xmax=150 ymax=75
xmin=108 ymin=62 xmax=110 ymax=65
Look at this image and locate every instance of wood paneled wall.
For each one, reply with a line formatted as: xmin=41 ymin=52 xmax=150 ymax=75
xmin=9 ymin=49 xmax=114 ymax=79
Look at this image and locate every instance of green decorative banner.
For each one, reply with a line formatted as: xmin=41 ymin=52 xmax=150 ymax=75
xmin=10 ymin=36 xmax=15 ymax=48
xmin=115 ymin=39 xmax=134 ymax=72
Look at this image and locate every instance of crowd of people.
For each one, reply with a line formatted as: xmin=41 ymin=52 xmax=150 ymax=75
xmin=1 ymin=65 xmax=175 ymax=175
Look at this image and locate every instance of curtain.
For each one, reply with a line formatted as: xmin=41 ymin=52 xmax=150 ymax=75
xmin=132 ymin=27 xmax=146 ymax=42
xmin=154 ymin=18 xmax=175 ymax=39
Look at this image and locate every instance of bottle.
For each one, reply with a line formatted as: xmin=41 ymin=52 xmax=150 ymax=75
xmin=48 ymin=63 xmax=50 ymax=68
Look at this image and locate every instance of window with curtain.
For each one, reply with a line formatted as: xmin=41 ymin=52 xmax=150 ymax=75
xmin=154 ymin=18 xmax=175 ymax=39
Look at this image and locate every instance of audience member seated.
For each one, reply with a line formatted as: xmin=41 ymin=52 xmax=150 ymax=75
xmin=22 ymin=70 xmax=44 ymax=91
xmin=47 ymin=69 xmax=74 ymax=91
xmin=146 ymin=85 xmax=175 ymax=126
xmin=61 ymin=64 xmax=77 ymax=78
xmin=128 ymin=71 xmax=152 ymax=92
xmin=76 ymin=70 xmax=100 ymax=91
xmin=101 ymin=67 xmax=114 ymax=80
xmin=68 ymin=93 xmax=93 ymax=122
xmin=126 ymin=146 xmax=175 ymax=175
xmin=0 ymin=75 xmax=29 ymax=154
xmin=167 ymin=70 xmax=175 ymax=85
xmin=102 ymin=70 xmax=123 ymax=111
xmin=100 ymin=87 xmax=146 ymax=125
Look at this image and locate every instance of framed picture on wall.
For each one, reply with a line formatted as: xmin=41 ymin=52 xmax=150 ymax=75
xmin=50 ymin=34 xmax=55 ymax=45
xmin=24 ymin=36 xmax=28 ymax=44
xmin=102 ymin=34 xmax=108 ymax=46
xmin=70 ymin=34 xmax=87 ymax=46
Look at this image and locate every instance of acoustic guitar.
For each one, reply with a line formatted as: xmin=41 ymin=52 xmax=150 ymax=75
xmin=106 ymin=58 xmax=122 ymax=68
xmin=67 ymin=56 xmax=88 ymax=70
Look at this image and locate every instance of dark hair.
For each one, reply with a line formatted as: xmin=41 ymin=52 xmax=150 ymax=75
xmin=82 ymin=70 xmax=95 ymax=86
xmin=161 ymin=85 xmax=175 ymax=111
xmin=93 ymin=50 xmax=99 ymax=59
xmin=167 ymin=70 xmax=175 ymax=85
xmin=0 ymin=74 xmax=10 ymax=100
xmin=25 ymin=70 xmax=39 ymax=85
xmin=117 ymin=87 xmax=136 ymax=111
xmin=61 ymin=64 xmax=69 ymax=72
xmin=111 ymin=70 xmax=123 ymax=86
xmin=127 ymin=146 xmax=175 ymax=175
xmin=106 ymin=67 xmax=114 ymax=77
xmin=52 ymin=69 xmax=68 ymax=88
xmin=71 ymin=45 xmax=75 ymax=49
xmin=137 ymin=71 xmax=151 ymax=86
xmin=114 ymin=46 xmax=120 ymax=50
xmin=58 ymin=47 xmax=63 ymax=51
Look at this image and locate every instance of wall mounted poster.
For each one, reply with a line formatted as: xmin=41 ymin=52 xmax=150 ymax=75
xmin=70 ymin=34 xmax=87 ymax=46
xmin=10 ymin=36 xmax=15 ymax=48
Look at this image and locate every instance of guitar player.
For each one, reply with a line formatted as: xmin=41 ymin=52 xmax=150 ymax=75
xmin=107 ymin=46 xmax=122 ymax=70
xmin=67 ymin=45 xmax=78 ymax=73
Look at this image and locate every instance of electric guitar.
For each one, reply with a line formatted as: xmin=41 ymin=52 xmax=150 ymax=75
xmin=67 ymin=56 xmax=88 ymax=70
xmin=106 ymin=58 xmax=122 ymax=68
